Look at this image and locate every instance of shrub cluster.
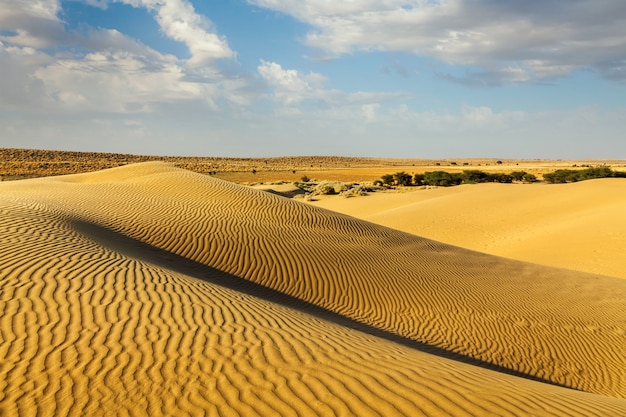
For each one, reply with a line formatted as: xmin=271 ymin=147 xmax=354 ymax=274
xmin=543 ymin=167 xmax=626 ymax=183
xmin=296 ymin=180 xmax=375 ymax=198
xmin=380 ymin=170 xmax=537 ymax=187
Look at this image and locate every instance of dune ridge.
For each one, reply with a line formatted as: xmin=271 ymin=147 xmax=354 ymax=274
xmin=1 ymin=162 xmax=625 ymax=416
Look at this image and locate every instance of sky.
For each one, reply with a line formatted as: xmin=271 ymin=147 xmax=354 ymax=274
xmin=1 ymin=0 xmax=625 ymax=158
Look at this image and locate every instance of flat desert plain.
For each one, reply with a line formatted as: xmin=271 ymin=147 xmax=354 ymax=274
xmin=1 ymin=160 xmax=626 ymax=416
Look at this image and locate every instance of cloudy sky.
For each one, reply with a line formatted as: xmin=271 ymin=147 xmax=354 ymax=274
xmin=1 ymin=0 xmax=625 ymax=158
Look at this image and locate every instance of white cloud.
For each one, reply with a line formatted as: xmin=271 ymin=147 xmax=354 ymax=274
xmin=0 ymin=42 xmax=50 ymax=109
xmin=257 ymin=60 xmax=326 ymax=104
xmin=0 ymin=0 xmax=66 ymax=48
xmin=116 ymin=0 xmax=233 ymax=66
xmin=34 ymin=50 xmax=220 ymax=112
xmin=0 ymin=0 xmax=246 ymax=115
xmin=258 ymin=60 xmax=412 ymax=109
xmin=250 ymin=0 xmax=626 ymax=83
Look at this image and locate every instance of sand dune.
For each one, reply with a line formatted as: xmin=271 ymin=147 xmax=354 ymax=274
xmin=1 ymin=162 xmax=625 ymax=416
xmin=310 ymin=180 xmax=626 ymax=279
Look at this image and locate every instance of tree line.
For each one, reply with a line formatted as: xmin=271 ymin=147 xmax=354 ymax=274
xmin=542 ymin=167 xmax=626 ymax=183
xmin=378 ymin=166 xmax=625 ymax=187
xmin=378 ymin=170 xmax=537 ymax=187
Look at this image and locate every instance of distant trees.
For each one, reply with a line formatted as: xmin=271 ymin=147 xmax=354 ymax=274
xmin=378 ymin=166 xmax=624 ymax=188
xmin=423 ymin=171 xmax=463 ymax=186
xmin=394 ymin=171 xmax=413 ymax=186
xmin=381 ymin=174 xmax=394 ymax=186
xmin=375 ymin=168 xmax=558 ymax=188
xmin=462 ymin=170 xmax=490 ymax=183
xmin=543 ymin=167 xmax=625 ymax=183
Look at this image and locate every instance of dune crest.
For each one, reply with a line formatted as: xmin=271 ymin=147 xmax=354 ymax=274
xmin=1 ymin=162 xmax=625 ymax=415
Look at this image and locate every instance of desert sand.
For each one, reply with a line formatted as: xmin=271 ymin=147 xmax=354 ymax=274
xmin=1 ymin=162 xmax=625 ymax=416
xmin=309 ymin=180 xmax=626 ymax=279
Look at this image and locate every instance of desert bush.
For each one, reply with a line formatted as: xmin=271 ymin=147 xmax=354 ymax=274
xmin=340 ymin=185 xmax=370 ymax=197
xmin=413 ymin=173 xmax=425 ymax=186
xmin=510 ymin=171 xmax=527 ymax=181
xmin=423 ymin=171 xmax=463 ymax=186
xmin=461 ymin=170 xmax=490 ymax=183
xmin=489 ymin=173 xmax=513 ymax=183
xmin=311 ymin=181 xmax=337 ymax=195
xmin=309 ymin=181 xmax=356 ymax=196
xmin=394 ymin=171 xmax=413 ymax=186
xmin=381 ymin=174 xmax=394 ymax=186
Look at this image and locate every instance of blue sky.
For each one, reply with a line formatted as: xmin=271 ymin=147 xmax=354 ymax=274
xmin=1 ymin=0 xmax=625 ymax=158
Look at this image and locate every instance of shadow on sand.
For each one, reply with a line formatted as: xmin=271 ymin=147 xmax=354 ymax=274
xmin=72 ymin=218 xmax=573 ymax=391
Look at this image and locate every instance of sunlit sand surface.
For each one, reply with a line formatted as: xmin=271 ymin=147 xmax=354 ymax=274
xmin=311 ymin=180 xmax=626 ymax=279
xmin=1 ymin=162 xmax=625 ymax=416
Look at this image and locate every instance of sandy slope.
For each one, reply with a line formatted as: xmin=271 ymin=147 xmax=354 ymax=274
xmin=310 ymin=180 xmax=626 ymax=279
xmin=1 ymin=162 xmax=625 ymax=416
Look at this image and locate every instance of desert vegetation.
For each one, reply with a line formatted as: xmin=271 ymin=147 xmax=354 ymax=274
xmin=295 ymin=180 xmax=375 ymax=199
xmin=380 ymin=169 xmax=538 ymax=187
xmin=543 ymin=166 xmax=626 ymax=183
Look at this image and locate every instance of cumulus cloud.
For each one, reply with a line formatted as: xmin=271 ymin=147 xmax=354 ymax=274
xmin=258 ymin=60 xmax=411 ymax=110
xmin=0 ymin=0 xmax=244 ymax=115
xmin=117 ymin=0 xmax=233 ymax=66
xmin=0 ymin=0 xmax=67 ymax=48
xmin=250 ymin=0 xmax=626 ymax=83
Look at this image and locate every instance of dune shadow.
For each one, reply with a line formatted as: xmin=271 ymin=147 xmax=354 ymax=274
xmin=71 ymin=218 xmax=573 ymax=391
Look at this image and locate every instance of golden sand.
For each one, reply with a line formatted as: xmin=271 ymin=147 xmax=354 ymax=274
xmin=309 ymin=180 xmax=626 ymax=279
xmin=1 ymin=162 xmax=625 ymax=416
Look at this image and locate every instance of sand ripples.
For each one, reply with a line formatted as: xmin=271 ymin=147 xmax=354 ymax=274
xmin=1 ymin=162 xmax=625 ymax=416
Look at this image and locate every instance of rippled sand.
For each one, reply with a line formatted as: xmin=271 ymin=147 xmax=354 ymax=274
xmin=1 ymin=162 xmax=625 ymax=416
xmin=310 ymin=179 xmax=626 ymax=279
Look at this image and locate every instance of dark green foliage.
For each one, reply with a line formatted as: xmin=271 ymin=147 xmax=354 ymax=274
xmin=488 ymin=173 xmax=513 ymax=183
xmin=423 ymin=171 xmax=463 ymax=186
xmin=381 ymin=174 xmax=394 ymax=186
xmin=522 ymin=173 xmax=537 ymax=183
xmin=378 ymin=166 xmax=623 ymax=189
xmin=543 ymin=167 xmax=621 ymax=183
xmin=394 ymin=171 xmax=413 ymax=186
xmin=461 ymin=170 xmax=490 ymax=183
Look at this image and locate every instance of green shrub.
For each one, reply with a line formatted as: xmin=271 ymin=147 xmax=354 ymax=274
xmin=461 ymin=170 xmax=490 ymax=183
xmin=423 ymin=171 xmax=463 ymax=186
xmin=381 ymin=174 xmax=394 ymax=186
xmin=394 ymin=171 xmax=413 ymax=186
